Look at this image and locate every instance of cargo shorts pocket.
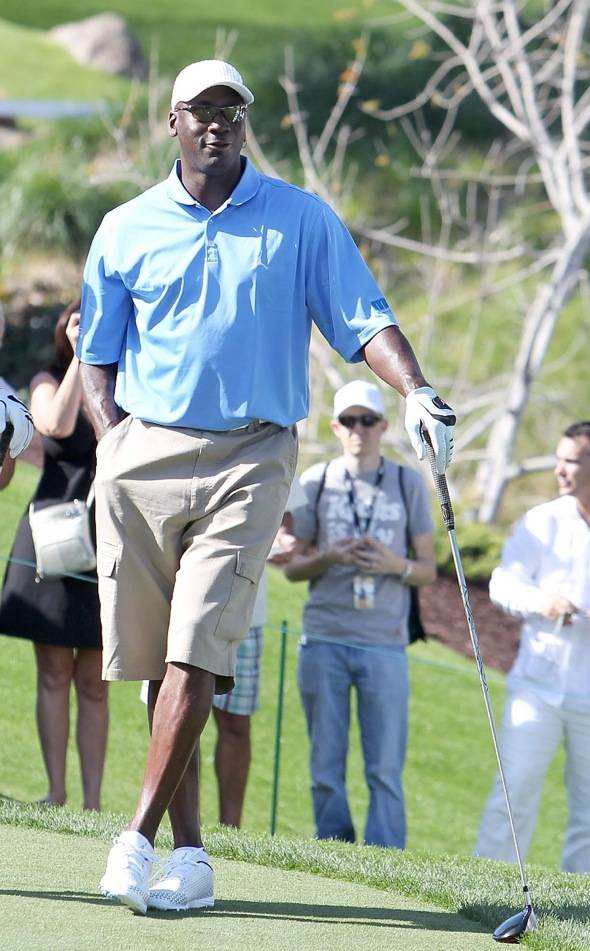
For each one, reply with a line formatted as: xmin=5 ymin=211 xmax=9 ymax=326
xmin=96 ymin=540 xmax=122 ymax=632
xmin=214 ymin=551 xmax=264 ymax=645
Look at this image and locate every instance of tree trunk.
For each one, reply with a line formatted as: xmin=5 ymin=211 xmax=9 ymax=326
xmin=476 ymin=225 xmax=590 ymax=522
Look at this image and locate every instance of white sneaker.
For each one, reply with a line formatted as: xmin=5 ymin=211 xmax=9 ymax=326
xmin=99 ymin=830 xmax=155 ymax=914
xmin=148 ymin=847 xmax=214 ymax=911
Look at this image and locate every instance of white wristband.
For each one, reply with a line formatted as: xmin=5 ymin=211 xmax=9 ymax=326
xmin=401 ymin=560 xmax=413 ymax=581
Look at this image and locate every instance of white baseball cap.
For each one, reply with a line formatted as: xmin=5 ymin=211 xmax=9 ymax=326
xmin=171 ymin=60 xmax=254 ymax=108
xmin=333 ymin=380 xmax=385 ymax=418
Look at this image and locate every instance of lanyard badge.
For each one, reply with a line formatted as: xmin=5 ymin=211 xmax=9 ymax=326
xmin=345 ymin=458 xmax=384 ymax=611
xmin=353 ymin=573 xmax=376 ymax=610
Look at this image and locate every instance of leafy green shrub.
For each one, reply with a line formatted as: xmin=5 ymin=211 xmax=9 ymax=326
xmin=0 ymin=162 xmax=141 ymax=261
xmin=434 ymin=518 xmax=505 ymax=581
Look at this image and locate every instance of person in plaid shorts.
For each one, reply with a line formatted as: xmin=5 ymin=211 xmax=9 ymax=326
xmin=211 ymin=583 xmax=266 ymax=826
xmin=211 ymin=478 xmax=305 ymax=826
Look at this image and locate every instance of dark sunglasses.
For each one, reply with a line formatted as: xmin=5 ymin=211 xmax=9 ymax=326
xmin=176 ymin=104 xmax=248 ymax=124
xmin=338 ymin=414 xmax=382 ymax=429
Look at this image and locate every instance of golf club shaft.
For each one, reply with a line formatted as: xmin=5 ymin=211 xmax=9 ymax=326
xmin=0 ymin=422 xmax=14 ymax=467
xmin=423 ymin=440 xmax=532 ymax=907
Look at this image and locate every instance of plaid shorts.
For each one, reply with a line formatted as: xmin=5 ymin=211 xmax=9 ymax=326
xmin=212 ymin=624 xmax=263 ymax=716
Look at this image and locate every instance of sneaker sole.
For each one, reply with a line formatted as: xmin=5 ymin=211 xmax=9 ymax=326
xmin=147 ymin=895 xmax=214 ymax=911
xmin=100 ymin=882 xmax=148 ymax=915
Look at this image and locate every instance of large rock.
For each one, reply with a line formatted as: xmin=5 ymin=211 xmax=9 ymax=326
xmin=49 ymin=12 xmax=147 ymax=79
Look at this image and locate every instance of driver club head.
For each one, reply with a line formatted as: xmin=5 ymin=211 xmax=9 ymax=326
xmin=493 ymin=905 xmax=537 ymax=943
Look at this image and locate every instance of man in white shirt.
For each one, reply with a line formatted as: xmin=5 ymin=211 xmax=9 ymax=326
xmin=476 ymin=421 xmax=590 ymax=872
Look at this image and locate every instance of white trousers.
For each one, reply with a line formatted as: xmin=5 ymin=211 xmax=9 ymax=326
xmin=475 ymin=687 xmax=590 ymax=872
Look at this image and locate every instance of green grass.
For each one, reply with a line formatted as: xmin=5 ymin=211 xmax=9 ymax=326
xmin=0 ymin=18 xmax=129 ymax=102
xmin=0 ymin=463 xmax=568 ymax=870
xmin=0 ymin=821 xmax=495 ymax=951
xmin=1 ymin=803 xmax=590 ymax=951
xmin=0 ymin=0 xmax=397 ymax=82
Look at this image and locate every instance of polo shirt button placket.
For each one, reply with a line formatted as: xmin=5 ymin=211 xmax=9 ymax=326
xmin=205 ymin=220 xmax=219 ymax=265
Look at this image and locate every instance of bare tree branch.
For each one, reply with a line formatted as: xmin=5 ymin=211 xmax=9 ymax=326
xmin=367 ymin=0 xmax=590 ymax=520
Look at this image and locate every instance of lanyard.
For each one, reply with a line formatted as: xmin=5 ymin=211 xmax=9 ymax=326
xmin=343 ymin=457 xmax=385 ymax=537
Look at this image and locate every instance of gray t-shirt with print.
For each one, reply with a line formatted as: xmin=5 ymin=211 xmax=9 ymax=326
xmin=293 ymin=456 xmax=433 ymax=647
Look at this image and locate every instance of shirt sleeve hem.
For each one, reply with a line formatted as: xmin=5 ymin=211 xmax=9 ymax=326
xmin=342 ymin=317 xmax=398 ymax=363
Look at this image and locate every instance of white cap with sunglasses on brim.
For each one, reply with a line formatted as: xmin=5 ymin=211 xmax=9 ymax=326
xmin=171 ymin=60 xmax=255 ymax=108
xmin=333 ymin=380 xmax=385 ymax=419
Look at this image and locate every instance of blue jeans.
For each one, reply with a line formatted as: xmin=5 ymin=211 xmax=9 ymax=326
xmin=297 ymin=638 xmax=408 ymax=848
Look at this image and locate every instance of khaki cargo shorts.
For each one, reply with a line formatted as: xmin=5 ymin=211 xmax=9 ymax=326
xmin=94 ymin=417 xmax=297 ymax=693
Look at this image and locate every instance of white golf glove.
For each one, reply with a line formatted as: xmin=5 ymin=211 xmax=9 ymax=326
xmin=405 ymin=386 xmax=455 ymax=475
xmin=0 ymin=387 xmax=34 ymax=458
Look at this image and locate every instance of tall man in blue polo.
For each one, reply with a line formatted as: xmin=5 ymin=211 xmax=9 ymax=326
xmin=77 ymin=59 xmax=455 ymax=914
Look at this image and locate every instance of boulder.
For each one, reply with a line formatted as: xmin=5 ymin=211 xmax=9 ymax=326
xmin=49 ymin=12 xmax=147 ymax=79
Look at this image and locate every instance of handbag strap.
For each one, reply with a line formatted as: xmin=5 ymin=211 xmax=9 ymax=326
xmin=86 ymin=480 xmax=95 ymax=509
xmin=30 ymin=478 xmax=95 ymax=515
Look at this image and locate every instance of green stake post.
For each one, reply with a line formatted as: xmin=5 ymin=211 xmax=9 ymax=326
xmin=270 ymin=619 xmax=288 ymax=836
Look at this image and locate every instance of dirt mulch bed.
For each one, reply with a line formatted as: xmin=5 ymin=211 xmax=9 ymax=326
xmin=418 ymin=574 xmax=520 ymax=674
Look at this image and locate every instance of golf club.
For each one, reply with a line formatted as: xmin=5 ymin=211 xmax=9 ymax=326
xmin=0 ymin=422 xmax=14 ymax=467
xmin=422 ymin=431 xmax=536 ymax=943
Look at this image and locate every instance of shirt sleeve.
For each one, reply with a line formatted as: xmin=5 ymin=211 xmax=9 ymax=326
xmin=304 ymin=202 xmax=398 ymax=363
xmin=489 ymin=510 xmax=549 ymax=618
xmin=77 ymin=215 xmax=134 ymax=366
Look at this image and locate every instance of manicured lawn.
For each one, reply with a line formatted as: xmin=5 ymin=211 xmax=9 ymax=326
xmin=0 ymin=822 xmax=495 ymax=951
xmin=2 ymin=804 xmax=590 ymax=951
xmin=0 ymin=17 xmax=129 ymax=102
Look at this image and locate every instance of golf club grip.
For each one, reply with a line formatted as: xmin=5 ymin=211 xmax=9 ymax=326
xmin=0 ymin=422 xmax=14 ymax=466
xmin=421 ymin=430 xmax=455 ymax=530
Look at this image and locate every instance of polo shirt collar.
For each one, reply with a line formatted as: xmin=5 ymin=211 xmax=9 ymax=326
xmin=228 ymin=158 xmax=261 ymax=205
xmin=166 ymin=157 xmax=261 ymax=208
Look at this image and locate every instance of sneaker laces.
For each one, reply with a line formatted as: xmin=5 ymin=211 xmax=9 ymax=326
xmin=111 ymin=835 xmax=153 ymax=877
xmin=156 ymin=850 xmax=210 ymax=886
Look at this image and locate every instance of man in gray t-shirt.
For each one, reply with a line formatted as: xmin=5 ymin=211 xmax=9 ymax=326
xmin=286 ymin=379 xmax=435 ymax=848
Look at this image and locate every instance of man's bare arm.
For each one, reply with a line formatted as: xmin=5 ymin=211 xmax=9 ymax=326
xmin=362 ymin=326 xmax=428 ymax=396
xmin=79 ymin=363 xmax=124 ymax=440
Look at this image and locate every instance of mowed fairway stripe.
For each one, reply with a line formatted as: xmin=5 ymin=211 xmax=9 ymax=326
xmin=0 ymin=826 xmax=493 ymax=951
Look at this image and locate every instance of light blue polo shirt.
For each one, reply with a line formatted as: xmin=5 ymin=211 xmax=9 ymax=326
xmin=78 ymin=158 xmax=397 ymax=429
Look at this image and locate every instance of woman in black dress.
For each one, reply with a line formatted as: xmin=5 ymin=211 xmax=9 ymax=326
xmin=0 ymin=299 xmax=108 ymax=810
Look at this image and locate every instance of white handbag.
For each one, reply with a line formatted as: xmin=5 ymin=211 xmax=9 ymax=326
xmin=29 ymin=483 xmax=96 ymax=579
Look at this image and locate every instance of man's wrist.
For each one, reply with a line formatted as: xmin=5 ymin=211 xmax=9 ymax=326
xmin=97 ymin=412 xmax=125 ymax=441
